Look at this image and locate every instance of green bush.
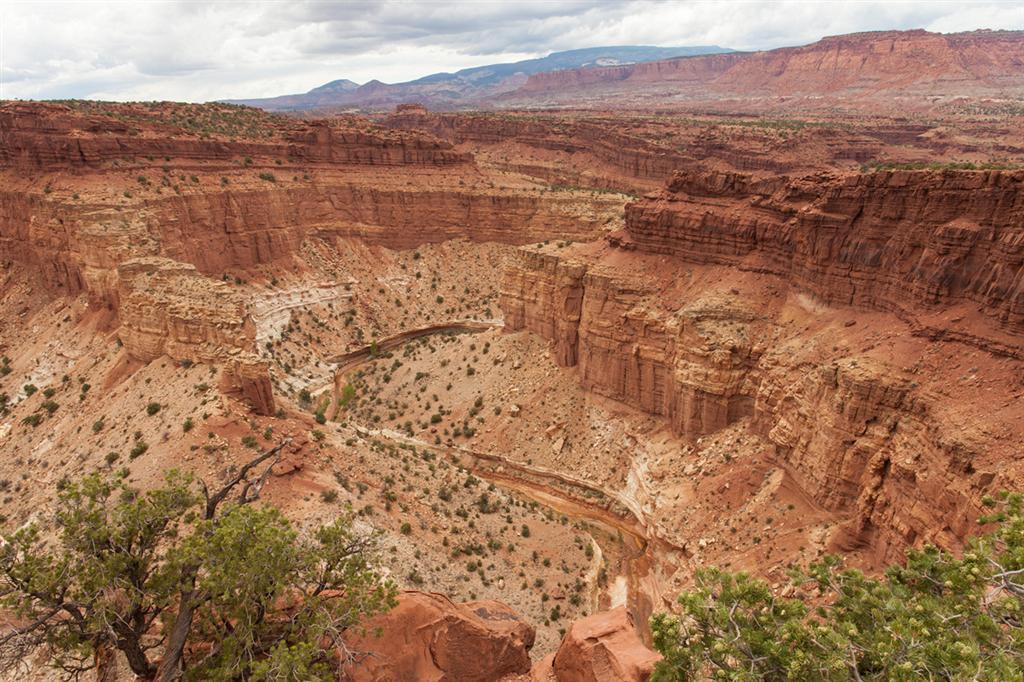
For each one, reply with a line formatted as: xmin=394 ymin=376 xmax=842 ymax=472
xmin=651 ymin=492 xmax=1024 ymax=681
xmin=0 ymin=465 xmax=396 ymax=679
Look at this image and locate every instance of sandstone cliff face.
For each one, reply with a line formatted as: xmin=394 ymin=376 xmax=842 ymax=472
xmin=1 ymin=181 xmax=612 ymax=305
xmin=383 ymin=109 xmax=919 ymax=193
xmin=511 ymin=29 xmax=1024 ymax=101
xmin=385 ymin=110 xmax=690 ymax=191
xmin=0 ymin=102 xmax=468 ymax=171
xmin=500 ymin=250 xmax=587 ymax=366
xmin=750 ymin=355 xmax=986 ymax=563
xmin=502 ymin=252 xmax=766 ymax=436
xmin=627 ymin=169 xmax=1024 ymax=335
xmin=500 ymin=169 xmax=1024 ymax=563
xmin=159 ymin=183 xmax=611 ymax=262
xmin=0 ymin=190 xmax=88 ymax=295
xmin=517 ymin=52 xmax=743 ymax=93
xmin=116 ymin=257 xmax=275 ymax=414
xmin=501 ymin=250 xmax=1013 ymax=563
xmin=0 ymin=103 xmax=620 ymax=423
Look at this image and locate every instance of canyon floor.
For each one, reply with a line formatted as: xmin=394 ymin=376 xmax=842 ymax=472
xmin=1 ymin=98 xmax=1023 ymax=679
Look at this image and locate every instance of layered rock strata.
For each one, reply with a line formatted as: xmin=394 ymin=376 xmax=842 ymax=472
xmin=0 ymin=102 xmax=468 ymax=171
xmin=501 ymin=168 xmax=1024 ymax=562
xmin=509 ymin=30 xmax=1024 ymax=104
xmin=625 ymin=169 xmax=1024 ymax=334
xmin=116 ymin=257 xmax=275 ymax=414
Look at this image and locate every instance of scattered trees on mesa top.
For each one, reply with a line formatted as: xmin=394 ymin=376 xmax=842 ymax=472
xmin=0 ymin=441 xmax=397 ymax=681
xmin=651 ymin=491 xmax=1024 ymax=681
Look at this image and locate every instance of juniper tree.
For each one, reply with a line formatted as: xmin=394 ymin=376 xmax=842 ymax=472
xmin=0 ymin=441 xmax=396 ymax=681
xmin=651 ymin=492 xmax=1024 ymax=681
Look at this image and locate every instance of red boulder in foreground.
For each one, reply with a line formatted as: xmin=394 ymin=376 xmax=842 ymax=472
xmin=343 ymin=591 xmax=535 ymax=681
xmin=533 ymin=606 xmax=661 ymax=682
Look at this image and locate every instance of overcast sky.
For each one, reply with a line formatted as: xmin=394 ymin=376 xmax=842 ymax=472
xmin=1 ymin=0 xmax=1022 ymax=102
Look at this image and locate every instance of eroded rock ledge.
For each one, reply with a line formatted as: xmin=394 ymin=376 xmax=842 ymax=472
xmin=500 ymin=168 xmax=1024 ymax=564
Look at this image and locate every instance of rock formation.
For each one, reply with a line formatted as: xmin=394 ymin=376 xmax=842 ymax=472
xmin=625 ymin=169 xmax=1024 ymax=335
xmin=342 ymin=591 xmax=535 ymax=681
xmin=116 ymin=257 xmax=275 ymax=414
xmin=505 ymin=30 xmax=1024 ymax=111
xmin=0 ymin=102 xmax=618 ymax=417
xmin=501 ymin=167 xmax=1024 ymax=564
xmin=0 ymin=102 xmax=468 ymax=171
xmin=2 ymin=75 xmax=1024 ymax=679
xmin=532 ymin=607 xmax=660 ymax=682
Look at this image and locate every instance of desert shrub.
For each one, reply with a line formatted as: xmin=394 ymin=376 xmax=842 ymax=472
xmin=651 ymin=492 xmax=1024 ymax=681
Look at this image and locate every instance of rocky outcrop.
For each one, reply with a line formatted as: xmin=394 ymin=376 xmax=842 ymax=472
xmin=0 ymin=103 xmax=620 ymax=418
xmin=116 ymin=258 xmax=253 ymax=363
xmin=626 ymin=169 xmax=1024 ymax=335
xmin=500 ymin=167 xmax=1024 ymax=562
xmin=342 ymin=591 xmax=535 ymax=682
xmin=502 ymin=253 xmax=766 ymax=436
xmin=155 ymin=184 xmax=611 ymax=264
xmin=532 ymin=607 xmax=660 ymax=682
xmin=501 ymin=250 xmax=587 ymax=366
xmin=502 ymin=246 xmax=1012 ymax=562
xmin=0 ymin=183 xmax=610 ymax=301
xmin=116 ymin=257 xmax=275 ymax=415
xmin=0 ymin=102 xmax=468 ymax=171
xmin=750 ymin=355 xmax=988 ymax=563
xmin=386 ymin=110 xmax=694 ymax=190
xmin=0 ymin=190 xmax=88 ymax=295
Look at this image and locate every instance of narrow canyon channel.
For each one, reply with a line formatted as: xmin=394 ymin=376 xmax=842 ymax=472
xmin=325 ymin=323 xmax=673 ymax=645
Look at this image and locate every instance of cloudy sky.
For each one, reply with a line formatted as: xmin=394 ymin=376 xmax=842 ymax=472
xmin=1 ymin=0 xmax=1022 ymax=102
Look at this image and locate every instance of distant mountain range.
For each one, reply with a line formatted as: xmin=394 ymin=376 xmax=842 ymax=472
xmin=227 ymin=30 xmax=1024 ymax=115
xmin=224 ymin=45 xmax=732 ymax=111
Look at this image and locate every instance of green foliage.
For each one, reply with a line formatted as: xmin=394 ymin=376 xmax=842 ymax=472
xmin=145 ymin=401 xmax=161 ymax=416
xmin=52 ymin=100 xmax=295 ymax=141
xmin=860 ymin=159 xmax=1024 ymax=173
xmin=21 ymin=413 xmax=42 ymax=427
xmin=651 ymin=492 xmax=1024 ymax=681
xmin=0 ymin=457 xmax=396 ymax=679
xmin=339 ymin=382 xmax=357 ymax=408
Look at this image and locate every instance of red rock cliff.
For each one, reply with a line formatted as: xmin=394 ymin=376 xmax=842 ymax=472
xmin=513 ymin=30 xmax=1024 ymax=100
xmin=500 ymin=168 xmax=1024 ymax=564
xmin=627 ymin=169 xmax=1024 ymax=334
xmin=0 ymin=102 xmax=469 ymax=171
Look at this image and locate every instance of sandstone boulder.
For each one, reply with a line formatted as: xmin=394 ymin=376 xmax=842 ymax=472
xmin=533 ymin=607 xmax=660 ymax=682
xmin=343 ymin=591 xmax=534 ymax=681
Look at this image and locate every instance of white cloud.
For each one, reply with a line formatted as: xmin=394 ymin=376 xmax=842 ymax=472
xmin=0 ymin=0 xmax=1021 ymax=101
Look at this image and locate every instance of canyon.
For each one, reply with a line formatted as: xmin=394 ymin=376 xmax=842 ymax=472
xmin=2 ymin=33 xmax=1024 ymax=679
